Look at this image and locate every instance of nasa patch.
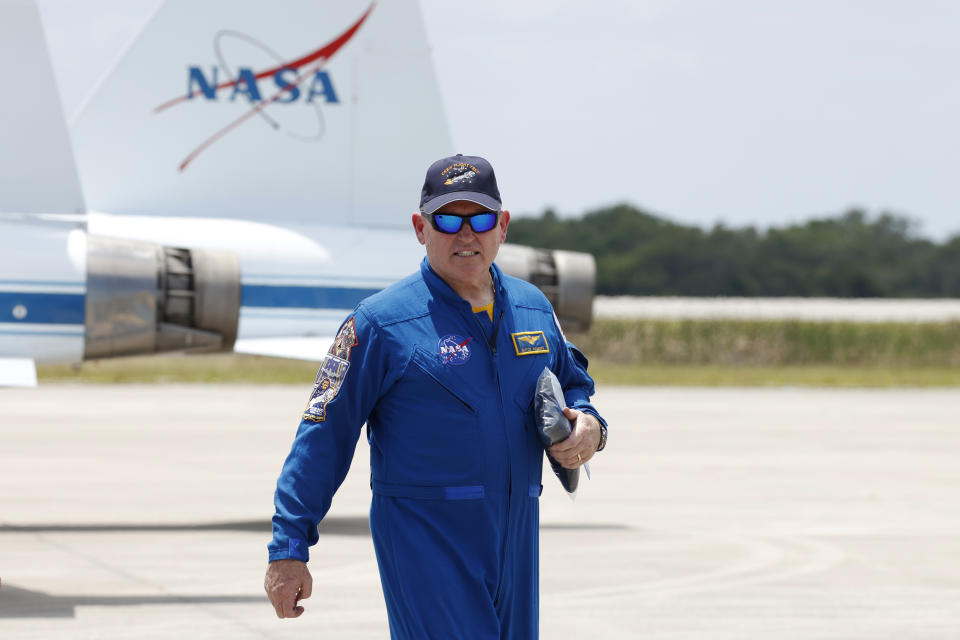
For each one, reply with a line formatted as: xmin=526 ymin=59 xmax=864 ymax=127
xmin=438 ymin=334 xmax=472 ymax=365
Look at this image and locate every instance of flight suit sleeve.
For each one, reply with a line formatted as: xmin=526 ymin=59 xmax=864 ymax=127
xmin=268 ymin=307 xmax=393 ymax=562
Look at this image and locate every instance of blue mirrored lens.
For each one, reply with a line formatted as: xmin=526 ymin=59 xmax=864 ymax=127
xmin=433 ymin=214 xmax=465 ymax=233
xmin=468 ymin=212 xmax=498 ymax=233
xmin=431 ymin=212 xmax=498 ymax=234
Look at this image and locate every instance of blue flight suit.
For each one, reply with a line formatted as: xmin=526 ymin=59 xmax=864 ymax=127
xmin=269 ymin=257 xmax=605 ymax=639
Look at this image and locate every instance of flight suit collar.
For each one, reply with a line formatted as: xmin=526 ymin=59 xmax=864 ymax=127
xmin=419 ymin=257 xmax=511 ymax=308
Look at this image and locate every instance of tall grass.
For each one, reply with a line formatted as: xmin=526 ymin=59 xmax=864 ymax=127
xmin=37 ymin=319 xmax=960 ymax=386
xmin=39 ymin=353 xmax=319 ymax=384
xmin=569 ymin=319 xmax=960 ymax=367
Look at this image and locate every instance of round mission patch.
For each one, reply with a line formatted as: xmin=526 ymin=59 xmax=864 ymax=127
xmin=437 ymin=334 xmax=472 ymax=365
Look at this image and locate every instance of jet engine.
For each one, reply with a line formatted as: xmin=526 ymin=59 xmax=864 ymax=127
xmin=496 ymin=244 xmax=595 ymax=332
xmin=83 ymin=235 xmax=241 ymax=360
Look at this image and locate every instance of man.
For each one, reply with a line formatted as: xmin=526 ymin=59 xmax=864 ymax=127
xmin=265 ymin=154 xmax=608 ymax=639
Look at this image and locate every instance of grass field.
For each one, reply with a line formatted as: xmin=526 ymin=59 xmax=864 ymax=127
xmin=590 ymin=364 xmax=960 ymax=387
xmin=37 ymin=319 xmax=960 ymax=387
xmin=570 ymin=318 xmax=960 ymax=367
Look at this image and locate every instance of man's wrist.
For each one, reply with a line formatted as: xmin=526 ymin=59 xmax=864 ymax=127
xmin=595 ymin=423 xmax=608 ymax=452
xmin=268 ymin=537 xmax=310 ymax=563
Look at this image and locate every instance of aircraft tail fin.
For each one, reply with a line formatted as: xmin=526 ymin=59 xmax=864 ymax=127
xmin=0 ymin=0 xmax=86 ymax=215
xmin=71 ymin=0 xmax=452 ymax=228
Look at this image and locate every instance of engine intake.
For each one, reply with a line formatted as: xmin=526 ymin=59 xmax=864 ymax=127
xmin=83 ymin=235 xmax=240 ymax=360
xmin=496 ymin=244 xmax=595 ymax=332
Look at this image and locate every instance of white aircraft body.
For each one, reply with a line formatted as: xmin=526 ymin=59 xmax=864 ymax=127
xmin=0 ymin=0 xmax=594 ymax=386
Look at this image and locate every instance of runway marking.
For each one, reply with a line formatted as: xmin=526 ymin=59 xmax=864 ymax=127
xmin=543 ymin=530 xmax=846 ymax=605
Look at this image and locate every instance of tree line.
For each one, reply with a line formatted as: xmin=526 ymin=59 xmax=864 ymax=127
xmin=505 ymin=204 xmax=960 ymax=297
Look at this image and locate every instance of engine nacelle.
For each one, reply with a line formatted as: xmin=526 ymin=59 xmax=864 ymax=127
xmin=496 ymin=244 xmax=595 ymax=332
xmin=83 ymin=235 xmax=240 ymax=360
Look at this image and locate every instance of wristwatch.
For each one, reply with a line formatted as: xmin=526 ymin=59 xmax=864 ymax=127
xmin=596 ymin=423 xmax=608 ymax=452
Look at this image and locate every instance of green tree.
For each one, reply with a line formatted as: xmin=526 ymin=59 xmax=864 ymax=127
xmin=506 ymin=203 xmax=957 ymax=297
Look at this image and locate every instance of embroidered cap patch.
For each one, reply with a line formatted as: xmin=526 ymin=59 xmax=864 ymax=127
xmin=511 ymin=331 xmax=549 ymax=356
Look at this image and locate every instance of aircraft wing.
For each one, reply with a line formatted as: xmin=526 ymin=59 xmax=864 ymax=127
xmin=0 ymin=358 xmax=38 ymax=387
xmin=233 ymin=337 xmax=335 ymax=363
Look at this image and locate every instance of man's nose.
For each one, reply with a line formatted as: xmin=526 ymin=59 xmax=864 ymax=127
xmin=456 ymin=224 xmax=476 ymax=240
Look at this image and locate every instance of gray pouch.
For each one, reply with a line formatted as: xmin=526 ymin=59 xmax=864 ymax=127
xmin=534 ymin=366 xmax=579 ymax=494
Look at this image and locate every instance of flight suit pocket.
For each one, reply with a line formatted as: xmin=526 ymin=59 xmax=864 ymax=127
xmin=375 ymin=346 xmax=482 ymax=486
xmin=411 ymin=346 xmax=476 ymax=413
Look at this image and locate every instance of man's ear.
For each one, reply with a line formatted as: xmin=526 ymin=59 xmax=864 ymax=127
xmin=499 ymin=209 xmax=510 ymax=242
xmin=412 ymin=212 xmax=427 ymax=245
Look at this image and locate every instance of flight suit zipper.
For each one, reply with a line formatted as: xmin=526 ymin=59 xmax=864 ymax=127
xmin=474 ymin=307 xmax=512 ymax=607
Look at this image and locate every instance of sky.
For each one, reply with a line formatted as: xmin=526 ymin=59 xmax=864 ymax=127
xmin=35 ymin=0 xmax=960 ymax=240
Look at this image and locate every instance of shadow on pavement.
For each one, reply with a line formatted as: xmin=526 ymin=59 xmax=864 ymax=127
xmin=0 ymin=584 xmax=265 ymax=619
xmin=0 ymin=518 xmax=629 ymax=618
xmin=0 ymin=516 xmax=368 ymax=536
xmin=1 ymin=518 xmax=629 ymax=536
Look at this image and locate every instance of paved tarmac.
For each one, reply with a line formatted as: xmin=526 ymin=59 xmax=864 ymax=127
xmin=2 ymin=384 xmax=960 ymax=638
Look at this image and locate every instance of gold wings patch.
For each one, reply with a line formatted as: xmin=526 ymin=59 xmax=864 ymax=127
xmin=511 ymin=331 xmax=549 ymax=356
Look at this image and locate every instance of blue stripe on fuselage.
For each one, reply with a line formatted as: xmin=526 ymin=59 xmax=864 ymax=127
xmin=0 ymin=292 xmax=85 ymax=324
xmin=241 ymin=284 xmax=380 ymax=309
xmin=0 ymin=285 xmax=384 ymax=325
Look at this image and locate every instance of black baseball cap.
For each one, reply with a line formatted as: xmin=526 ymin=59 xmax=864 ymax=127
xmin=419 ymin=154 xmax=502 ymax=214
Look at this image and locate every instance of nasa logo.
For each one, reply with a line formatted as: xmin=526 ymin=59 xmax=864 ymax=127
xmin=153 ymin=3 xmax=375 ymax=171
xmin=185 ymin=66 xmax=339 ymax=105
xmin=438 ymin=334 xmax=472 ymax=366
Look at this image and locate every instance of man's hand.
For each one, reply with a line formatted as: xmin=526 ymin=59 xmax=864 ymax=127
xmin=264 ymin=559 xmax=312 ymax=618
xmin=549 ymin=407 xmax=602 ymax=470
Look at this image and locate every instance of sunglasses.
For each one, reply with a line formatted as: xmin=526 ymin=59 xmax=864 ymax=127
xmin=423 ymin=210 xmax=500 ymax=234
